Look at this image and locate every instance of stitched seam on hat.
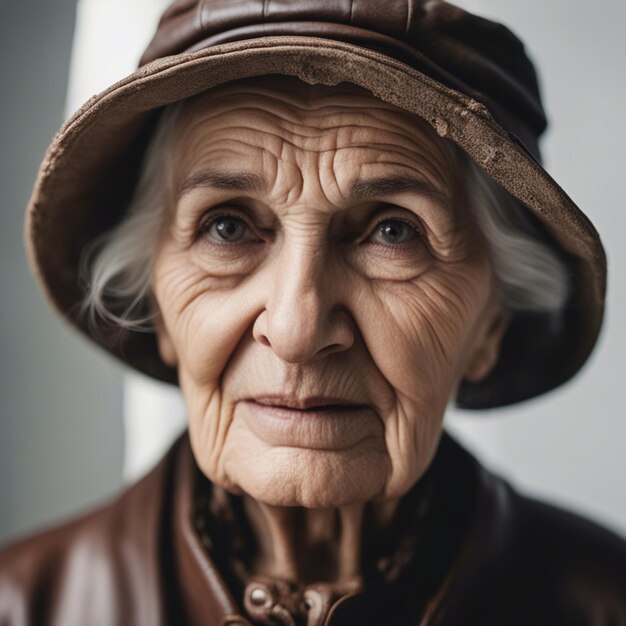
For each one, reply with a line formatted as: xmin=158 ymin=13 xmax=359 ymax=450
xmin=350 ymin=0 xmax=354 ymax=25
xmin=263 ymin=0 xmax=267 ymax=22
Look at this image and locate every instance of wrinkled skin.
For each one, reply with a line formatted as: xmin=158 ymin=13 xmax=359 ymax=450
xmin=153 ymin=76 xmax=509 ymax=582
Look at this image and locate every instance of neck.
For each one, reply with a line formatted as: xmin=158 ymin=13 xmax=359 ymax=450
xmin=240 ymin=496 xmax=401 ymax=585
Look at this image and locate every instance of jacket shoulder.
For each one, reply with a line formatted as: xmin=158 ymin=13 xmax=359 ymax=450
xmin=506 ymin=488 xmax=626 ymax=623
xmin=0 ymin=435 xmax=183 ymax=626
xmin=444 ymin=456 xmax=626 ymax=626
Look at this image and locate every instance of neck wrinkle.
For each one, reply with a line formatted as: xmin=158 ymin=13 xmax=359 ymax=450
xmin=239 ymin=495 xmax=403 ymax=585
xmin=190 ymin=432 xmax=480 ymax=625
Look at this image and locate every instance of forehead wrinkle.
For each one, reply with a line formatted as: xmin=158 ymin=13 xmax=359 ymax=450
xmin=270 ymin=153 xmax=305 ymax=208
xmin=180 ymin=76 xmax=445 ymax=145
xmin=374 ymin=150 xmax=453 ymax=196
xmin=179 ymin=96 xmax=368 ymax=140
xmin=174 ymin=141 xmax=453 ymax=221
xmin=180 ymin=90 xmax=439 ymax=147
xmin=330 ymin=145 xmax=454 ymax=205
xmin=176 ymin=119 xmax=339 ymax=163
xmin=172 ymin=88 xmax=457 ymax=214
xmin=299 ymin=147 xmax=341 ymax=210
xmin=182 ymin=82 xmax=395 ymax=118
xmin=261 ymin=98 xmax=440 ymax=155
xmin=176 ymin=90 xmax=450 ymax=161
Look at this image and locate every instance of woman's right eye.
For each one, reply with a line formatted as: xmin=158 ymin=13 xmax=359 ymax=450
xmin=203 ymin=214 xmax=251 ymax=243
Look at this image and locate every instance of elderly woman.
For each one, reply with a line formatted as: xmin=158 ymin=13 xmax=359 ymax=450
xmin=1 ymin=1 xmax=624 ymax=624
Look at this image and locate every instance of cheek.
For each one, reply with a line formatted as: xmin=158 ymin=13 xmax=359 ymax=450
xmin=357 ymin=265 xmax=487 ymax=398
xmin=353 ymin=262 xmax=490 ymax=495
xmin=154 ymin=247 xmax=261 ymax=385
xmin=154 ymin=247 xmax=267 ymax=487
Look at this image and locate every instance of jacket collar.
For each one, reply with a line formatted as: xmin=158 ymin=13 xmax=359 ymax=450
xmin=172 ymin=437 xmax=244 ymax=625
xmin=169 ymin=433 xmax=481 ymax=626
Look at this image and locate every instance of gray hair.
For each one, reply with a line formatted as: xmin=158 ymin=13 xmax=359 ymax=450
xmin=79 ymin=102 xmax=570 ymax=332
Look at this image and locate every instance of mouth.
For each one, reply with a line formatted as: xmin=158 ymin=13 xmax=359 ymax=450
xmin=250 ymin=395 xmax=367 ymax=412
xmin=239 ymin=397 xmax=379 ymax=449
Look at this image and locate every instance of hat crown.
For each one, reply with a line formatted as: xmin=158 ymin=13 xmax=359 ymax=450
xmin=141 ymin=0 xmax=546 ymax=160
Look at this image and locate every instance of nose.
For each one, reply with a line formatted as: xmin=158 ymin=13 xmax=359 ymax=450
xmin=252 ymin=246 xmax=355 ymax=364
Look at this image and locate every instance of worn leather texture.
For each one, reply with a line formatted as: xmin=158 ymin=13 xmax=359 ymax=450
xmin=1 ymin=433 xmax=624 ymax=626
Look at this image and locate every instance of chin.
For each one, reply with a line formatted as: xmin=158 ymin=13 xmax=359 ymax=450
xmin=226 ymin=446 xmax=388 ymax=509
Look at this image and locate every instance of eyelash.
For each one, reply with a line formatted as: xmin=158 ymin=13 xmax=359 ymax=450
xmin=197 ymin=208 xmax=425 ymax=247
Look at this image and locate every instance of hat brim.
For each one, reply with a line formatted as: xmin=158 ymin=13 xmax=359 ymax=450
xmin=25 ymin=36 xmax=606 ymax=409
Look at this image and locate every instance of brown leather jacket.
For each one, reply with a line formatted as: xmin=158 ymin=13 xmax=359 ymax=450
xmin=1 ymin=433 xmax=624 ymax=626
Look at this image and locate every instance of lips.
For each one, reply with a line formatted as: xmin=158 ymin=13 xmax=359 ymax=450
xmin=239 ymin=398 xmax=380 ymax=449
xmin=251 ymin=395 xmax=367 ymax=411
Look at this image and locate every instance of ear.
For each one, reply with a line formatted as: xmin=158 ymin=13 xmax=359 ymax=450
xmin=462 ymin=306 xmax=511 ymax=383
xmin=154 ymin=313 xmax=179 ymax=367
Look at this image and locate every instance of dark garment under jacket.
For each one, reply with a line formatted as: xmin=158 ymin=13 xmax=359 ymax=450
xmin=0 ymin=432 xmax=624 ymax=626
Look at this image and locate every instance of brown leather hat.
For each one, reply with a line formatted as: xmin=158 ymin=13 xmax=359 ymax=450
xmin=25 ymin=0 xmax=606 ymax=409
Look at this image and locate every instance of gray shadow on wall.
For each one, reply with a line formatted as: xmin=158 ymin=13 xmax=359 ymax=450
xmin=0 ymin=0 xmax=125 ymax=546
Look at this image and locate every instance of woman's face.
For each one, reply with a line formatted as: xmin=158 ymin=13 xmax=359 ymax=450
xmin=153 ymin=76 xmax=508 ymax=508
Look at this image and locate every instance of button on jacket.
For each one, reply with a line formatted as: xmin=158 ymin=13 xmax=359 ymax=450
xmin=1 ymin=433 xmax=625 ymax=625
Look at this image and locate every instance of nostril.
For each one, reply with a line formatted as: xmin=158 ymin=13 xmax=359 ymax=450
xmin=258 ymin=334 xmax=271 ymax=348
xmin=318 ymin=343 xmax=342 ymax=357
xmin=252 ymin=304 xmax=354 ymax=363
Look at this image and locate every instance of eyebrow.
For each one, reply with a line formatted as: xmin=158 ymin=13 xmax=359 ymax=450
xmin=177 ymin=169 xmax=268 ymax=198
xmin=349 ymin=175 xmax=450 ymax=210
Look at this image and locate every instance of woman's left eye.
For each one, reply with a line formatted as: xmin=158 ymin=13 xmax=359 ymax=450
xmin=203 ymin=214 xmax=251 ymax=243
xmin=369 ymin=218 xmax=421 ymax=245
